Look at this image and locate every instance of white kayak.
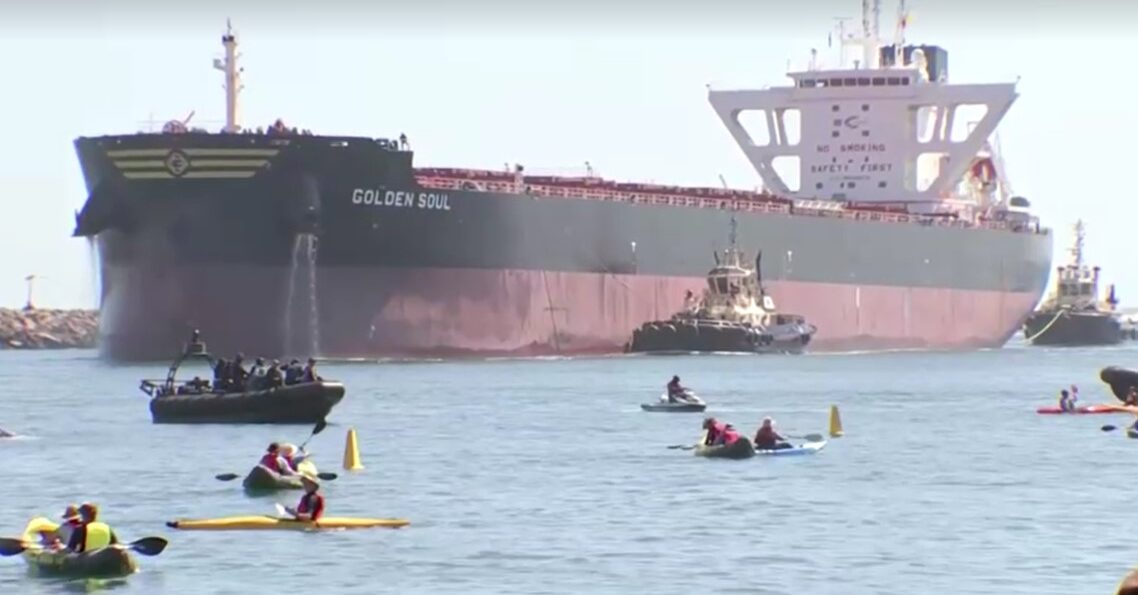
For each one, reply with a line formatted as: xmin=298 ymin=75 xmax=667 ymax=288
xmin=642 ymin=391 xmax=706 ymax=412
xmin=755 ymin=440 xmax=827 ymax=456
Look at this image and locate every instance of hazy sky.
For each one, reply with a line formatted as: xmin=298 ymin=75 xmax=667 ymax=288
xmin=1 ymin=0 xmax=1134 ymax=309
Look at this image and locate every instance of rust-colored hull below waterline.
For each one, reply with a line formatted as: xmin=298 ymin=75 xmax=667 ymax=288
xmin=95 ymin=266 xmax=1039 ymax=361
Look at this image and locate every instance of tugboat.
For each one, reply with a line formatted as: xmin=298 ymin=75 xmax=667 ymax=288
xmin=1023 ymin=220 xmax=1122 ymax=346
xmin=139 ymin=330 xmax=344 ymax=424
xmin=626 ymin=217 xmax=817 ymax=354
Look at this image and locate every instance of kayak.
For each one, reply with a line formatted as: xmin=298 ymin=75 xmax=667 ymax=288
xmin=165 ymin=515 xmax=410 ymax=531
xmin=1036 ymin=404 xmax=1122 ymax=415
xmin=242 ymin=459 xmax=319 ymax=492
xmin=694 ymin=436 xmax=755 ymax=460
xmin=20 ymin=517 xmax=137 ymax=578
xmin=641 ymin=402 xmax=706 ymax=412
xmin=756 ymin=440 xmax=827 ymax=456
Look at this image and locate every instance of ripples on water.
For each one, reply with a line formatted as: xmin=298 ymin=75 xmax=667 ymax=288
xmin=2 ymin=343 xmax=1137 ymax=594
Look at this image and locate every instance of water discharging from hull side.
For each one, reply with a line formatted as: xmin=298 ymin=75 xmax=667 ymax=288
xmin=283 ymin=233 xmax=321 ymax=357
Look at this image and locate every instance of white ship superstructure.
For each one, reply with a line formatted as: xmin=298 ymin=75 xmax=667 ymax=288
xmin=708 ymin=0 xmax=1023 ymax=221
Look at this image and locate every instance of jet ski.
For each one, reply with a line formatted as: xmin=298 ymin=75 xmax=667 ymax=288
xmin=641 ymin=390 xmax=707 ymax=412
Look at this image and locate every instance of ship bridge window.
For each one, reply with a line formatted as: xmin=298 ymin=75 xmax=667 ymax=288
xmin=857 ymin=78 xmax=870 ymax=86
xmin=801 ymin=79 xmax=817 ymax=88
xmin=902 ymin=77 xmax=910 ymax=85
xmin=843 ymin=78 xmax=856 ymax=86
xmin=872 ymin=77 xmax=885 ymax=85
xmin=831 ymin=79 xmax=843 ymax=87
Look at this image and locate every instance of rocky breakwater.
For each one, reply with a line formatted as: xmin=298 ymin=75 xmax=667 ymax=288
xmin=0 ymin=308 xmax=99 ymax=349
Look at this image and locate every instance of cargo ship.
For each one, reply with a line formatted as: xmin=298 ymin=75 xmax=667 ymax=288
xmin=73 ymin=3 xmax=1052 ymax=361
xmin=1023 ymin=221 xmax=1123 ymax=346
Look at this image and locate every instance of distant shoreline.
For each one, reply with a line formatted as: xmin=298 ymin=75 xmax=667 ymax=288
xmin=0 ymin=308 xmax=98 ymax=349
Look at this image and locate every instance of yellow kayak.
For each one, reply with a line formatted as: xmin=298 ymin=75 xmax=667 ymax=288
xmin=20 ymin=517 xmax=137 ymax=578
xmin=165 ymin=515 xmax=409 ymax=531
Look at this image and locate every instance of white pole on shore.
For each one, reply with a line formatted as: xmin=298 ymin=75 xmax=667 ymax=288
xmin=24 ymin=274 xmax=37 ymax=311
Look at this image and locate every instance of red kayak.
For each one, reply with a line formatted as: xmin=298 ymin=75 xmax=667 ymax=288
xmin=1036 ymin=404 xmax=1124 ymax=415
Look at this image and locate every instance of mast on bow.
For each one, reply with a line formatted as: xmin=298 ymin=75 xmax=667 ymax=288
xmin=213 ymin=20 xmax=244 ymax=133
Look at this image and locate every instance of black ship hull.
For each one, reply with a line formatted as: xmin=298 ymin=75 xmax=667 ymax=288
xmin=1023 ymin=309 xmax=1123 ymax=346
xmin=73 ymin=133 xmax=1053 ymax=361
xmin=627 ymin=318 xmax=816 ymax=354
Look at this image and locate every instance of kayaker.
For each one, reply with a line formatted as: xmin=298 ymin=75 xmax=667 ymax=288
xmin=66 ymin=503 xmax=120 ymax=553
xmin=285 ymin=475 xmax=325 ymax=522
xmin=702 ymin=417 xmax=726 ymax=445
xmin=1070 ymin=384 xmax=1080 ymax=407
xmin=260 ymin=442 xmax=298 ymax=475
xmin=720 ymin=424 xmax=741 ymax=446
xmin=52 ymin=505 xmax=83 ymax=549
xmin=280 ymin=443 xmax=306 ymax=466
xmin=754 ymin=417 xmax=792 ymax=450
xmin=1058 ymin=389 xmax=1072 ymax=412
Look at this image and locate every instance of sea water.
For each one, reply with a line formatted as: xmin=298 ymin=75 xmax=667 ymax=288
xmin=1 ymin=343 xmax=1136 ymax=594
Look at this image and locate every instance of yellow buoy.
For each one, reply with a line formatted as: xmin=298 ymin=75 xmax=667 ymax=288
xmin=342 ymin=427 xmax=364 ymax=471
xmin=829 ymin=405 xmax=844 ymax=438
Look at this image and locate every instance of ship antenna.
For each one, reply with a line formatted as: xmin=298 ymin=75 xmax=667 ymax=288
xmin=1072 ymin=220 xmax=1085 ymax=268
xmin=872 ymin=0 xmax=881 ymax=39
xmin=728 ymin=214 xmax=738 ymax=250
xmin=213 ymin=19 xmax=244 ymax=133
xmin=861 ymin=0 xmax=871 ymax=38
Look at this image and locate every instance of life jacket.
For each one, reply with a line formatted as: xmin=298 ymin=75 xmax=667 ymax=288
xmin=84 ymin=522 xmax=112 ymax=551
xmin=721 ymin=427 xmax=740 ymax=445
xmin=259 ymin=453 xmax=282 ymax=473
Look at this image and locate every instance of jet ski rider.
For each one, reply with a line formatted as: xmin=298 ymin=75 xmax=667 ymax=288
xmin=667 ymin=376 xmax=689 ymax=403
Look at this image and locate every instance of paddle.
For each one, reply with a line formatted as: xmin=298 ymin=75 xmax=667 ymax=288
xmin=0 ymin=536 xmax=168 ymax=557
xmin=215 ymin=471 xmax=338 ymax=481
xmin=298 ymin=419 xmax=328 ymax=451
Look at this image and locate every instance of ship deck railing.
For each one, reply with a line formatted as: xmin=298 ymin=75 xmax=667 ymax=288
xmin=415 ymin=174 xmax=1044 ymax=235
